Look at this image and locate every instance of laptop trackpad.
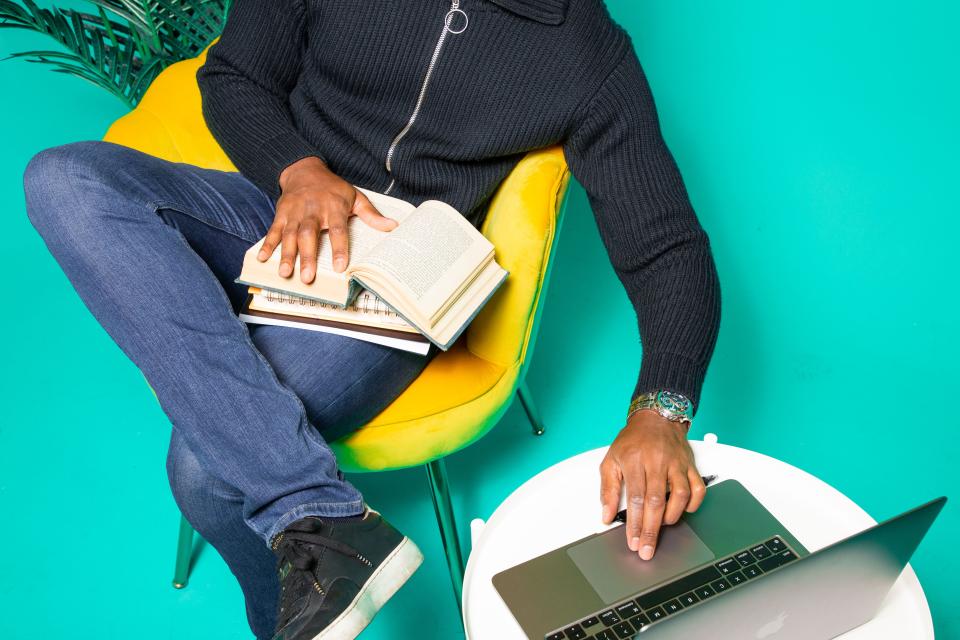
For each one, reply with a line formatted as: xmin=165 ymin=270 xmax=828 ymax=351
xmin=567 ymin=521 xmax=715 ymax=604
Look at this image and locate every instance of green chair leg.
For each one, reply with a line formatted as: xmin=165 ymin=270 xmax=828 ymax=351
xmin=425 ymin=458 xmax=465 ymax=615
xmin=173 ymin=514 xmax=195 ymax=589
xmin=517 ymin=379 xmax=545 ymax=436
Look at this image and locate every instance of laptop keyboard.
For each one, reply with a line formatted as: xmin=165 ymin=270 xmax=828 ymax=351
xmin=544 ymin=536 xmax=798 ymax=640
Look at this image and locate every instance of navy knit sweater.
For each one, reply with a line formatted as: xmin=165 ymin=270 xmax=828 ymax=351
xmin=196 ymin=0 xmax=721 ymax=413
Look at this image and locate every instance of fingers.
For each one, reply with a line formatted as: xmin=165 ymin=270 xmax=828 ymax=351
xmin=258 ymin=220 xmax=284 ymax=263
xmin=353 ymin=191 xmax=398 ymax=231
xmin=623 ymin=458 xmax=647 ymax=553
xmin=279 ymin=222 xmax=300 ymax=278
xmin=265 ymin=191 xmax=353 ymax=277
xmin=638 ymin=465 xmax=667 ymax=560
xmin=599 ymin=456 xmax=623 ymax=525
xmin=686 ymin=467 xmax=707 ymax=513
xmin=663 ymin=468 xmax=691 ymax=526
xmin=326 ymin=212 xmax=350 ymax=272
xmin=298 ymin=218 xmax=319 ymax=284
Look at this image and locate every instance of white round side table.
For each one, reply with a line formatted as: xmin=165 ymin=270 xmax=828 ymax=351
xmin=462 ymin=434 xmax=934 ymax=639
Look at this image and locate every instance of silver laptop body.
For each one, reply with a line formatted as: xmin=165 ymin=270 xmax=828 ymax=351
xmin=492 ymin=478 xmax=945 ymax=640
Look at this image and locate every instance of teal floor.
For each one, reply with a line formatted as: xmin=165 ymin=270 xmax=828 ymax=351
xmin=2 ymin=2 xmax=957 ymax=638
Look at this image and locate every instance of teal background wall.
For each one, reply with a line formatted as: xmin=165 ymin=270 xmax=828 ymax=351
xmin=1 ymin=0 xmax=956 ymax=638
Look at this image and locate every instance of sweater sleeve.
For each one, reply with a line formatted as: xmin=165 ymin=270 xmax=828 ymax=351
xmin=196 ymin=0 xmax=322 ymax=202
xmin=562 ymin=44 xmax=721 ymax=415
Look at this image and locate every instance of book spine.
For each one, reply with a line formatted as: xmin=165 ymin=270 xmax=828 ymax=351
xmin=435 ymin=267 xmax=510 ymax=350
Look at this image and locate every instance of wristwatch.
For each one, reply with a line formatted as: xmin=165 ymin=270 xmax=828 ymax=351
xmin=627 ymin=390 xmax=694 ymax=426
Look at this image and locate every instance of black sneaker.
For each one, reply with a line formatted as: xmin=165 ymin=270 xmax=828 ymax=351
xmin=270 ymin=506 xmax=424 ymax=640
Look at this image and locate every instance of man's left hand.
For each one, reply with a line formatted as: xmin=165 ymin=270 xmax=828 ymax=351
xmin=599 ymin=410 xmax=707 ymax=560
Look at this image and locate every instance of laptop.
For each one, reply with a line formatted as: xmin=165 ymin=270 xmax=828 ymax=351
xmin=491 ymin=478 xmax=945 ymax=640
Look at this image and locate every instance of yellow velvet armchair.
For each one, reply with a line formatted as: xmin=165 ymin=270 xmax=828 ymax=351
xmin=104 ymin=46 xmax=571 ymax=609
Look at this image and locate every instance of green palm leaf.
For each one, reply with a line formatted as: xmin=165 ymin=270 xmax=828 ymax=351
xmin=0 ymin=0 xmax=229 ymax=107
xmin=88 ymin=0 xmax=227 ymax=58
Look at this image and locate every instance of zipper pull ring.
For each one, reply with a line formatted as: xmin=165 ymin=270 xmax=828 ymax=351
xmin=445 ymin=7 xmax=469 ymax=34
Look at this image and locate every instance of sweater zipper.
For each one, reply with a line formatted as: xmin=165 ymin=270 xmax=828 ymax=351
xmin=383 ymin=0 xmax=469 ymax=195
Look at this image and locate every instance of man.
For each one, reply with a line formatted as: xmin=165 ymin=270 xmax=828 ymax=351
xmin=22 ymin=0 xmax=721 ymax=638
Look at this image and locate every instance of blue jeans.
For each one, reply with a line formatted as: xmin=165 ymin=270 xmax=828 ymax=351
xmin=23 ymin=140 xmax=435 ymax=638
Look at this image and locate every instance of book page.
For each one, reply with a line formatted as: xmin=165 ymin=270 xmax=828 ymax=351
xmin=427 ymin=260 xmax=508 ymax=348
xmin=238 ymin=237 xmax=350 ymax=304
xmin=310 ymin=185 xmax=416 ymax=273
xmin=353 ymin=200 xmax=494 ymax=320
xmin=236 ymin=186 xmax=416 ymax=305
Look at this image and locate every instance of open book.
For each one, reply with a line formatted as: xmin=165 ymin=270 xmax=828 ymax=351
xmin=236 ymin=186 xmax=508 ymax=350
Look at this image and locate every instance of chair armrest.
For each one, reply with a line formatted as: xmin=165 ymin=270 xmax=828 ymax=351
xmin=467 ymin=145 xmax=570 ymax=368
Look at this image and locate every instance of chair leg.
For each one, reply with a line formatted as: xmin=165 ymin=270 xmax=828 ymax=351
xmin=517 ymin=379 xmax=545 ymax=436
xmin=173 ymin=514 xmax=195 ymax=589
xmin=424 ymin=458 xmax=465 ymax=615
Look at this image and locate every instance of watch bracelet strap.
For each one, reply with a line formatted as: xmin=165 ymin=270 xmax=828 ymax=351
xmin=626 ymin=392 xmax=692 ymax=425
xmin=626 ymin=394 xmax=656 ymax=420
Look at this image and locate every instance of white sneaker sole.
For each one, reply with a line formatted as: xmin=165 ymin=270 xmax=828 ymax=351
xmin=311 ymin=536 xmax=424 ymax=640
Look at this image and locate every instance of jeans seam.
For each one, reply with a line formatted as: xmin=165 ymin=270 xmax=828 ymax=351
xmin=264 ymin=499 xmax=366 ymax=544
xmin=158 ymin=224 xmax=355 ymax=544
xmin=229 ymin=275 xmax=364 ymax=538
xmin=149 ymin=198 xmax=263 ymax=244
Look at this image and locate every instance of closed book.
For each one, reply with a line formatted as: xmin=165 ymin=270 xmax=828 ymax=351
xmin=239 ymin=290 xmax=431 ymax=355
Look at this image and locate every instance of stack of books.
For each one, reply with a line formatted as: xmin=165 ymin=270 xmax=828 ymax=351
xmin=236 ymin=186 xmax=508 ymax=355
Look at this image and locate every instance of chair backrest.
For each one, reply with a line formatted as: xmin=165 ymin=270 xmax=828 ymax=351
xmin=104 ymin=45 xmax=570 ymax=370
xmin=104 ymin=49 xmax=235 ymax=171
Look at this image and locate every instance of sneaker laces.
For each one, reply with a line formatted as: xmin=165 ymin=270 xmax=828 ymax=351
xmin=272 ymin=518 xmax=373 ymax=629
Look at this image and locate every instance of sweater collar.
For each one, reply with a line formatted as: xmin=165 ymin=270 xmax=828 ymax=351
xmin=484 ymin=0 xmax=568 ymax=25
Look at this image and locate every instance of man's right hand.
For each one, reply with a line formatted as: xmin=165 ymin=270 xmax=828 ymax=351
xmin=600 ymin=410 xmax=706 ymax=560
xmin=260 ymin=156 xmax=398 ymax=283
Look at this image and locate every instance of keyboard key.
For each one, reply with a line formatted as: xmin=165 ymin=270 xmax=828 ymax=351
xmin=750 ymin=543 xmax=772 ymax=559
xmin=766 ymin=537 xmax=786 ymax=553
xmin=728 ymin=570 xmax=747 ymax=585
xmin=611 ymin=622 xmax=635 ymax=639
xmin=715 ymin=558 xmax=739 ymax=574
xmin=592 ymin=631 xmax=615 ymax=640
xmin=695 ymin=584 xmax=716 ymax=599
xmin=735 ymin=550 xmax=756 ymax=566
xmin=546 ymin=633 xmax=565 ymax=640
xmin=581 ymin=616 xmax=600 ymax=629
xmin=615 ymin=601 xmax=641 ymax=618
xmin=599 ymin=610 xmax=620 ymax=627
xmin=662 ymin=599 xmax=683 ymax=614
xmin=758 ymin=548 xmax=797 ymax=573
xmin=679 ymin=591 xmax=699 ymax=607
xmin=710 ymin=577 xmax=731 ymax=593
xmin=646 ymin=606 xmax=666 ymax=621
xmin=629 ymin=613 xmax=650 ymax=631
xmin=563 ymin=624 xmax=586 ymax=640
xmin=634 ymin=564 xmax=722 ymax=609
xmin=743 ymin=564 xmax=763 ymax=579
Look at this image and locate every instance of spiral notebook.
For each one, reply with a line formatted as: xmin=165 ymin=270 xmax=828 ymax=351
xmin=239 ymin=287 xmax=431 ymax=355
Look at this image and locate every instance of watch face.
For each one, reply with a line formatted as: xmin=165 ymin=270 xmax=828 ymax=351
xmin=656 ymin=390 xmax=692 ymax=416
